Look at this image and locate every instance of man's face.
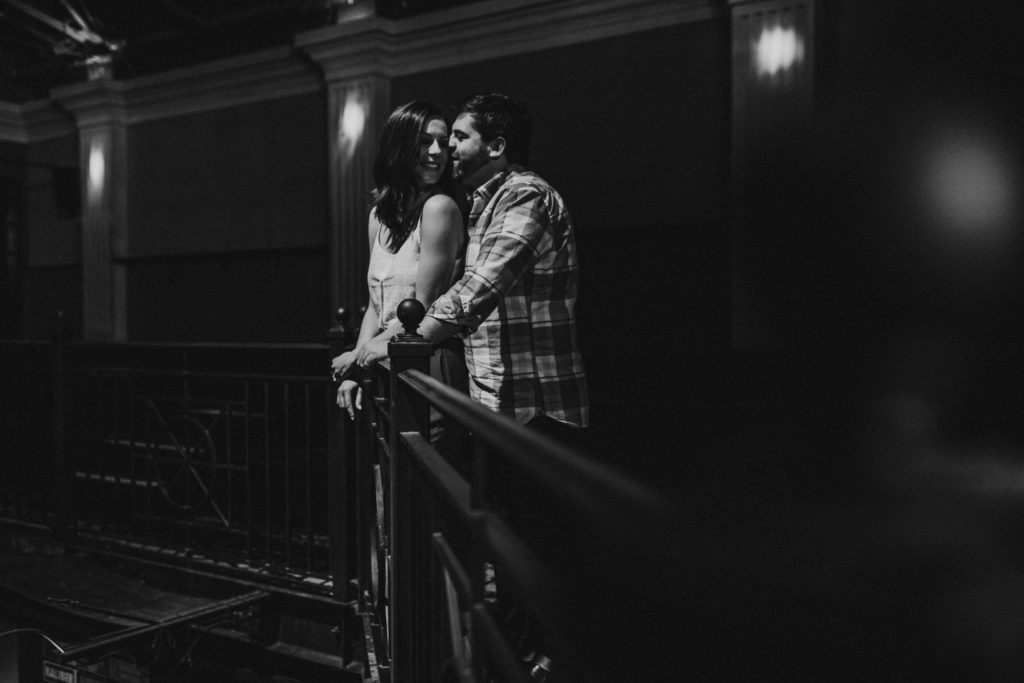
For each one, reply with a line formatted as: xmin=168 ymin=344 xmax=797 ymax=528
xmin=449 ymin=114 xmax=492 ymax=188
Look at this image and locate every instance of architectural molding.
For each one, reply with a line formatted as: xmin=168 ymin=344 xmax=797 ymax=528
xmin=296 ymin=0 xmax=718 ymax=78
xmin=52 ymin=47 xmax=323 ymax=126
xmin=51 ymin=78 xmax=128 ymax=130
xmin=114 ymin=47 xmax=323 ymax=124
xmin=5 ymin=0 xmax=713 ymax=132
xmin=391 ymin=0 xmax=719 ymax=75
xmin=0 ymin=103 xmax=26 ymax=143
xmin=0 ymin=100 xmax=76 ymax=144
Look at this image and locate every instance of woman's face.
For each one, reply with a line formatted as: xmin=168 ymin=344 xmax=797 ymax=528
xmin=415 ymin=117 xmax=449 ymax=190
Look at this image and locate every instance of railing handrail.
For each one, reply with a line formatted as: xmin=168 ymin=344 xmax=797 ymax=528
xmin=2 ymin=334 xmax=349 ymax=598
xmin=1 ymin=338 xmax=330 ymax=352
xmin=363 ymin=324 xmax=682 ymax=681
xmin=62 ymin=340 xmax=331 ymax=352
xmin=397 ymin=368 xmax=677 ymax=520
xmin=68 ymin=365 xmax=332 ymax=384
xmin=0 ymin=339 xmax=51 ymax=347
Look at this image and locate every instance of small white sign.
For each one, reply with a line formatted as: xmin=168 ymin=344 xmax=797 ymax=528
xmin=42 ymin=661 xmax=77 ymax=683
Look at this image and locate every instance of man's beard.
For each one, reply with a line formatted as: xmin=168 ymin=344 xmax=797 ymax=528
xmin=454 ymin=150 xmax=489 ymax=184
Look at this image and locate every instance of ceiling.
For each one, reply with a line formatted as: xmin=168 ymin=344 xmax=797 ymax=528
xmin=0 ymin=0 xmax=486 ymax=103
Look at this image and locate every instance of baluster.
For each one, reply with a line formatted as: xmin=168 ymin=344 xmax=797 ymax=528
xmin=326 ymin=306 xmax=349 ymax=599
xmin=386 ymin=298 xmax=432 ymax=683
xmin=52 ymin=309 xmax=70 ymax=539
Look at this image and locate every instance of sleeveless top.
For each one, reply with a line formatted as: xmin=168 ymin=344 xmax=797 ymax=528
xmin=367 ymin=218 xmax=463 ymax=331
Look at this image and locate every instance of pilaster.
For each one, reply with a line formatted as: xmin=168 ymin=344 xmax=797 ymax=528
xmin=52 ymin=78 xmax=129 ymax=341
xmin=297 ymin=7 xmax=395 ymax=321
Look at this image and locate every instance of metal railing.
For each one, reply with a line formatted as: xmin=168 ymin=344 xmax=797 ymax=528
xmin=0 ymin=339 xmax=57 ymax=529
xmin=352 ymin=301 xmax=680 ymax=683
xmin=0 ymin=323 xmax=353 ymax=600
xmin=1 ymin=305 xmax=684 ymax=681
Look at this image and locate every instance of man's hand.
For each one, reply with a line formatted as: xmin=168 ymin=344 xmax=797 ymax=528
xmin=356 ymin=337 xmax=389 ymax=368
xmin=330 ymin=350 xmax=357 ymax=382
xmin=337 ymin=379 xmax=363 ymax=420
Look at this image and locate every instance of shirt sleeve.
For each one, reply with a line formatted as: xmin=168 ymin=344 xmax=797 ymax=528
xmin=428 ymin=183 xmax=551 ymax=331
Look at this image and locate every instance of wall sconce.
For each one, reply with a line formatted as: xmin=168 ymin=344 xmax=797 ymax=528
xmin=754 ymin=24 xmax=804 ymax=79
xmin=337 ymin=90 xmax=368 ymax=165
xmin=87 ymin=139 xmax=106 ymax=203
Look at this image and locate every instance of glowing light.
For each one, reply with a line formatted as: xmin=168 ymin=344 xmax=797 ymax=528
xmin=337 ymin=92 xmax=367 ymax=164
xmin=88 ymin=142 xmax=105 ymax=201
xmin=342 ymin=97 xmax=366 ymax=141
xmin=755 ymin=26 xmax=804 ymax=77
xmin=922 ymin=129 xmax=1017 ymax=246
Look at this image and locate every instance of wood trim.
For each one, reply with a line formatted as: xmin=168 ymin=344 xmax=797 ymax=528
xmin=3 ymin=0 xmax=716 ymax=135
xmin=297 ymin=0 xmax=718 ymax=79
xmin=0 ymin=101 xmax=76 ymax=144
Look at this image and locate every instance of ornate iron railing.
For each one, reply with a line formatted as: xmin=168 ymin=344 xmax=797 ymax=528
xmin=0 ymin=331 xmax=352 ymax=599
xmin=351 ymin=301 xmax=680 ymax=683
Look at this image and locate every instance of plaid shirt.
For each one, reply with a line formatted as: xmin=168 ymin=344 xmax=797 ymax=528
xmin=428 ymin=167 xmax=589 ymax=427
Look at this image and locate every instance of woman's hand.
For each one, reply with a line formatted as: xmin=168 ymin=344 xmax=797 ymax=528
xmin=331 ymin=350 xmax=357 ymax=382
xmin=356 ymin=337 xmax=389 ymax=368
xmin=337 ymin=379 xmax=363 ymax=420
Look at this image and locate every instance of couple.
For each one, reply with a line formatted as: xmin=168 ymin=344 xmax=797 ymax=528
xmin=332 ymin=93 xmax=588 ymax=443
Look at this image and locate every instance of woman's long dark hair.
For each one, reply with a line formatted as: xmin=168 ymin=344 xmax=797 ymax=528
xmin=371 ymin=100 xmax=454 ymax=251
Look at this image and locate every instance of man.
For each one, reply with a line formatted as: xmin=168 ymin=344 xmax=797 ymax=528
xmin=359 ymin=92 xmax=589 ymax=438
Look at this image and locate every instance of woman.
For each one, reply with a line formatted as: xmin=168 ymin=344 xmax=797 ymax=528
xmin=331 ymin=101 xmax=466 ymax=422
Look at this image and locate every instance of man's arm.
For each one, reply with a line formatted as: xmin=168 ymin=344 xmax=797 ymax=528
xmin=359 ymin=181 xmax=550 ymax=366
xmin=354 ymin=311 xmax=462 ymax=367
xmin=428 ymin=183 xmax=551 ymax=327
xmin=418 ymin=314 xmax=462 ymax=344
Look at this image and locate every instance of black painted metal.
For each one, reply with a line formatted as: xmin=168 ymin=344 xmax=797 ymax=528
xmin=385 ymin=306 xmax=432 ymax=683
xmin=0 ymin=338 xmax=345 ymax=597
xmin=57 ymin=589 xmax=268 ymax=661
xmin=339 ymin=299 xmax=671 ymax=681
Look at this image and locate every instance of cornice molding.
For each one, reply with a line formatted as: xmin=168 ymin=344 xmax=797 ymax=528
xmin=115 ymin=46 xmax=323 ymax=125
xmin=0 ymin=100 xmax=76 ymax=144
xmin=295 ymin=16 xmax=398 ymax=83
xmin=51 ymin=78 xmax=129 ymax=129
xmin=9 ymin=47 xmax=322 ymax=136
xmin=0 ymin=103 xmax=26 ymax=143
xmin=297 ymin=0 xmax=718 ymax=80
xmin=3 ymin=0 xmax=715 ymax=133
xmin=394 ymin=0 xmax=719 ymax=75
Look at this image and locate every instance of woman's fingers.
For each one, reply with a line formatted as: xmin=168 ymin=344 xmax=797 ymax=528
xmin=337 ymin=380 xmax=360 ymax=420
xmin=331 ymin=351 xmax=358 ymax=381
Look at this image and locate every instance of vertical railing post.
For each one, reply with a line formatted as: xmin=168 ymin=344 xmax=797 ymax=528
xmin=326 ymin=307 xmax=350 ymax=601
xmin=387 ymin=299 xmax=432 ymax=683
xmin=51 ymin=310 xmax=70 ymax=539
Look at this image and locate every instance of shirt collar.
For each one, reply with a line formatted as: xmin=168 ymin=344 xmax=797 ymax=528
xmin=470 ymin=165 xmax=526 ymax=205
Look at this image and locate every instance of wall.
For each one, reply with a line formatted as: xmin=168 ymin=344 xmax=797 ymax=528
xmin=20 ymin=134 xmax=81 ymax=339
xmin=393 ymin=19 xmax=732 ymax=472
xmin=395 ymin=21 xmax=731 ymax=352
xmin=124 ymin=91 xmax=330 ymax=342
xmin=6 ymin=10 xmax=737 ymax=478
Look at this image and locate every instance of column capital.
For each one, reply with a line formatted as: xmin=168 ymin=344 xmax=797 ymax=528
xmin=51 ymin=77 xmax=128 ymax=129
xmin=296 ymin=16 xmax=398 ymax=84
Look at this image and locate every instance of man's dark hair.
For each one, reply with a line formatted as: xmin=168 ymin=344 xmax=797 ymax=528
xmin=457 ymin=93 xmax=532 ymax=165
xmin=371 ymin=100 xmax=454 ymax=251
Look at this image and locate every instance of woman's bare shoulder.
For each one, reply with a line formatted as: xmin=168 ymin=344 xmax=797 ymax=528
xmin=421 ymin=194 xmax=462 ymax=231
xmin=423 ymin=193 xmax=459 ymax=214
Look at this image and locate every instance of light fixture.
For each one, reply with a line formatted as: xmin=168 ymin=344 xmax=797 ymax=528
xmin=754 ymin=25 xmax=804 ymax=78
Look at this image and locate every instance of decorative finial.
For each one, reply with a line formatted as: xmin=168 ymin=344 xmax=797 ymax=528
xmin=396 ymin=299 xmax=425 ymax=338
